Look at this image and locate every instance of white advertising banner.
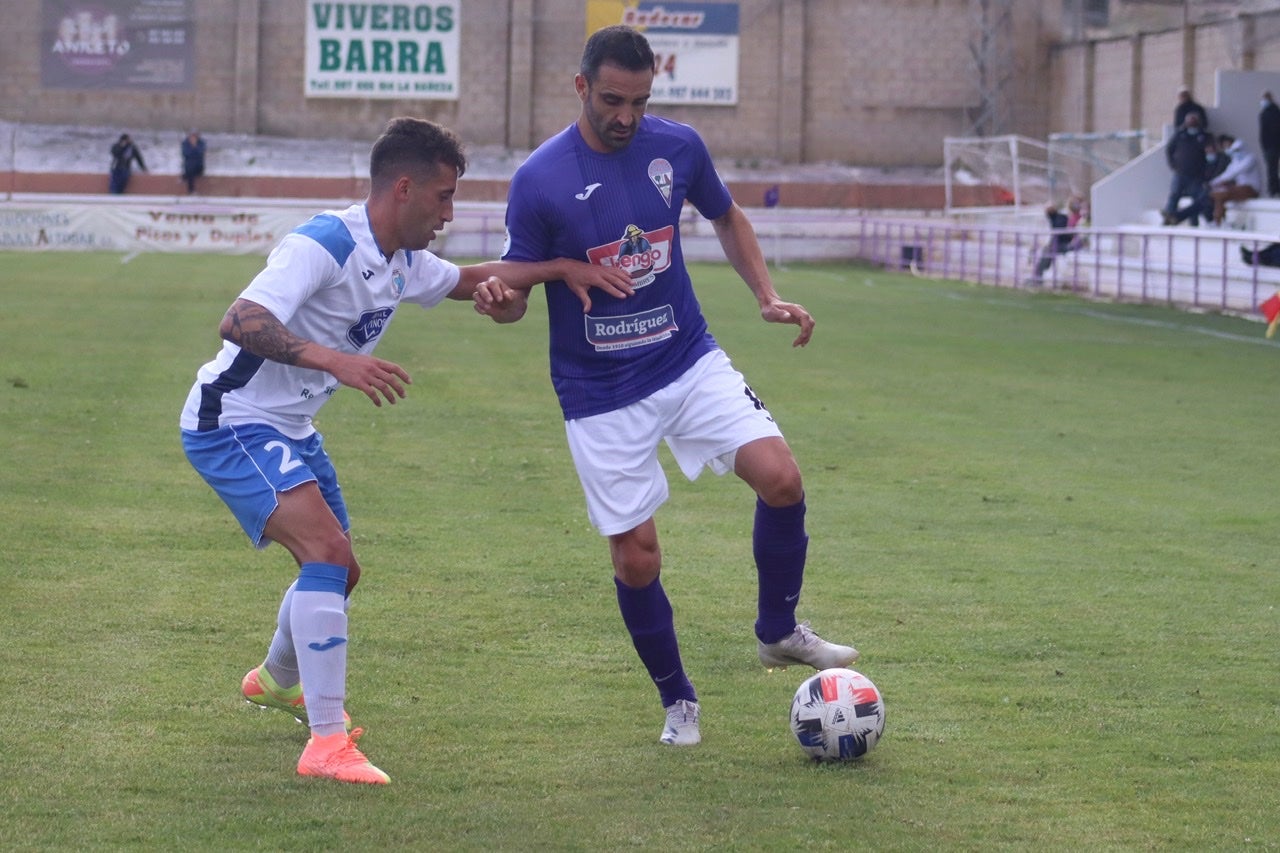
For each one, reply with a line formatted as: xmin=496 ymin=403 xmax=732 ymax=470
xmin=304 ymin=1 xmax=460 ymax=100
xmin=0 ymin=203 xmax=316 ymax=254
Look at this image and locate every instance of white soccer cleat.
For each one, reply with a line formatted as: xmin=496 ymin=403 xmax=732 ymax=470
xmin=758 ymin=621 xmax=859 ymax=671
xmin=659 ymin=699 xmax=701 ymax=746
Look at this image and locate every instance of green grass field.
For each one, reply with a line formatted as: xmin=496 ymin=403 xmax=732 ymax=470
xmin=2 ymin=250 xmax=1277 ymax=850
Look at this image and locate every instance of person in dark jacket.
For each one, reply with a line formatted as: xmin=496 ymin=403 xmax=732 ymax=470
xmin=108 ymin=133 xmax=147 ymax=194
xmin=1174 ymin=86 xmax=1208 ymax=132
xmin=180 ymin=129 xmax=207 ymax=194
xmin=1259 ymin=91 xmax=1280 ymax=197
xmin=1162 ymin=112 xmax=1209 ymax=227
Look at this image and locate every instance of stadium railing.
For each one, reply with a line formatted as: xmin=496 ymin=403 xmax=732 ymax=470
xmin=804 ymin=214 xmax=1280 ymax=322
xmin=443 ymin=204 xmax=1277 ymax=324
xmin=4 ymin=194 xmax=1276 ymax=327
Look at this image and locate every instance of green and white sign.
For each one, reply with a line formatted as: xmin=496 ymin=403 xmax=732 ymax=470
xmin=305 ymin=2 xmax=459 ymax=100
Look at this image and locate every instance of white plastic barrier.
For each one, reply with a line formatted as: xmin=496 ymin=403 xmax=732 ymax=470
xmin=0 ymin=194 xmax=331 ymax=254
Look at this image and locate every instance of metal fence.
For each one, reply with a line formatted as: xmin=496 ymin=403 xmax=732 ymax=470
xmin=844 ymin=216 xmax=1278 ymax=320
xmin=440 ymin=204 xmax=1277 ymax=322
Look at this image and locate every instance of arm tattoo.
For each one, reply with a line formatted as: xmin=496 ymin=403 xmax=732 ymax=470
xmin=225 ymin=301 xmax=309 ymax=365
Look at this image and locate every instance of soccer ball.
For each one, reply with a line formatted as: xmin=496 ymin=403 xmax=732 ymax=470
xmin=790 ymin=668 xmax=886 ymax=761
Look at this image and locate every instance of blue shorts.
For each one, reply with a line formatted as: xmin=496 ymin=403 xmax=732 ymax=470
xmin=181 ymin=423 xmax=349 ymax=548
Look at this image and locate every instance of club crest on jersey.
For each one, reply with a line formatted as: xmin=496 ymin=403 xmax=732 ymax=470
xmin=392 ymin=268 xmax=406 ymax=295
xmin=586 ymin=224 xmax=674 ymax=289
xmin=648 ymin=158 xmax=674 ymax=207
xmin=347 ymin=306 xmax=394 ymax=348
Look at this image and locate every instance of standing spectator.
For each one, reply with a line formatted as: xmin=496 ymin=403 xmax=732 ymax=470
xmin=1174 ymin=86 xmax=1208 ymax=132
xmin=1162 ymin=112 xmax=1209 ymax=227
xmin=108 ymin=133 xmax=146 ymax=194
xmin=180 ymin=129 xmax=207 ymax=194
xmin=1208 ymin=134 xmax=1263 ymax=226
xmin=1259 ymin=91 xmax=1280 ymax=197
xmin=501 ymin=25 xmax=858 ymax=748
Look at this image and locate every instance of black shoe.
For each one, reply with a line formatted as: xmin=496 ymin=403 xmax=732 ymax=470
xmin=1242 ymin=247 xmax=1255 ymax=265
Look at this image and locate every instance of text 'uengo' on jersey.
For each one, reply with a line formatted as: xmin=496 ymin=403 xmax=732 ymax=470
xmin=587 ymin=224 xmax=674 ymax=289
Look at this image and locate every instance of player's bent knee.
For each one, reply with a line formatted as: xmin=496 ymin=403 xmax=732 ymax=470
xmin=738 ymin=450 xmax=804 ymax=507
xmin=759 ymin=474 xmax=804 ymax=508
xmin=609 ymin=525 xmax=661 ymax=587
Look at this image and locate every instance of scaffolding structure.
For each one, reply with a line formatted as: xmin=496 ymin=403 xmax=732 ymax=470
xmin=967 ymin=0 xmax=1016 ymax=137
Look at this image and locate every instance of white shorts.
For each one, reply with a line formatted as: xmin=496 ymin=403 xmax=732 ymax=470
xmin=565 ymin=349 xmax=784 ymax=536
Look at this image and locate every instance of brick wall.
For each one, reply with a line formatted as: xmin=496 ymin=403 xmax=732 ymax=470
xmin=1093 ymin=38 xmax=1136 ymax=133
xmin=1138 ymin=30 xmax=1185 ymax=133
xmin=11 ymin=1 xmax=1278 ymax=170
xmin=2 ymin=0 xmax=1063 ymax=169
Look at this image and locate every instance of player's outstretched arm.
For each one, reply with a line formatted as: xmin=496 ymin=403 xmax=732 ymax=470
xmin=456 ymin=259 xmax=634 ymax=311
xmin=711 ymin=203 xmax=815 ymax=347
xmin=220 ymin=298 xmax=410 ymax=406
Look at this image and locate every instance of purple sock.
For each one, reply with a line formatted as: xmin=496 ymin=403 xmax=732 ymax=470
xmin=614 ymin=576 xmax=696 ymax=707
xmin=754 ymin=495 xmax=807 ymax=643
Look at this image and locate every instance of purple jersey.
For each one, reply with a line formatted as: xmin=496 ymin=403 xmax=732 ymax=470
xmin=503 ymin=115 xmax=733 ymax=419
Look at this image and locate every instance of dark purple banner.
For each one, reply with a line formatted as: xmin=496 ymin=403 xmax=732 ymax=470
xmin=41 ymin=0 xmax=194 ymax=91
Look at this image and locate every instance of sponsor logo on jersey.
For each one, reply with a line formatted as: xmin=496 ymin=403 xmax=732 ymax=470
xmin=586 ymin=224 xmax=674 ymax=289
xmin=575 ymin=182 xmax=602 ymax=200
xmin=584 ymin=305 xmax=678 ymax=352
xmin=347 ymin=306 xmax=395 ymax=348
xmin=648 ymin=158 xmax=674 ymax=207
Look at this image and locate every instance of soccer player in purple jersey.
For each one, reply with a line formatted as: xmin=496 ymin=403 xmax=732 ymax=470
xmin=502 ymin=26 xmax=859 ymax=746
xmin=181 ymin=117 xmax=631 ymax=783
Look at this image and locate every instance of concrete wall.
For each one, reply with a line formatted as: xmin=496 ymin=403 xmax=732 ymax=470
xmin=0 ymin=0 xmax=1057 ymax=168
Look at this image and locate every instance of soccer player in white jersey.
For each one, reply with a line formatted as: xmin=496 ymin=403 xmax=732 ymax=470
xmin=501 ymin=26 xmax=859 ymax=746
xmin=180 ymin=117 xmax=632 ymax=784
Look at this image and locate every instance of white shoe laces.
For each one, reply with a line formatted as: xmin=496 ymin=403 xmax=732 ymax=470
xmin=665 ymin=699 xmax=698 ymax=724
xmin=788 ymin=621 xmax=819 ymax=648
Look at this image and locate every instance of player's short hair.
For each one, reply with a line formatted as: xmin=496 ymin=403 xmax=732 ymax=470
xmin=369 ymin=117 xmax=467 ymax=190
xmin=580 ymin=25 xmax=655 ymax=82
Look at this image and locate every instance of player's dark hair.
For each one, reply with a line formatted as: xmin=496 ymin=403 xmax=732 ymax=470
xmin=580 ymin=25 xmax=654 ymax=82
xmin=369 ymin=117 xmax=467 ymax=190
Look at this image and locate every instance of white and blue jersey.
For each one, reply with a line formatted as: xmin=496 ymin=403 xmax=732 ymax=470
xmin=502 ymin=115 xmax=734 ymax=419
xmin=180 ymin=203 xmax=460 ymax=439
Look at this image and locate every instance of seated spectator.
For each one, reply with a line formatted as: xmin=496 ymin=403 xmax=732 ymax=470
xmin=1208 ymin=134 xmax=1263 ymax=226
xmin=1204 ymin=135 xmax=1230 ymax=182
xmin=1032 ymin=195 xmax=1087 ymax=282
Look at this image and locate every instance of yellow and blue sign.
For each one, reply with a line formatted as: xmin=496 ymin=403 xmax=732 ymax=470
xmin=586 ymin=1 xmax=740 ymax=106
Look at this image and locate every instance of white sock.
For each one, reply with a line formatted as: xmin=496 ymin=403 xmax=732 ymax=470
xmin=264 ymin=581 xmax=299 ymax=688
xmin=291 ymin=563 xmax=349 ymax=737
